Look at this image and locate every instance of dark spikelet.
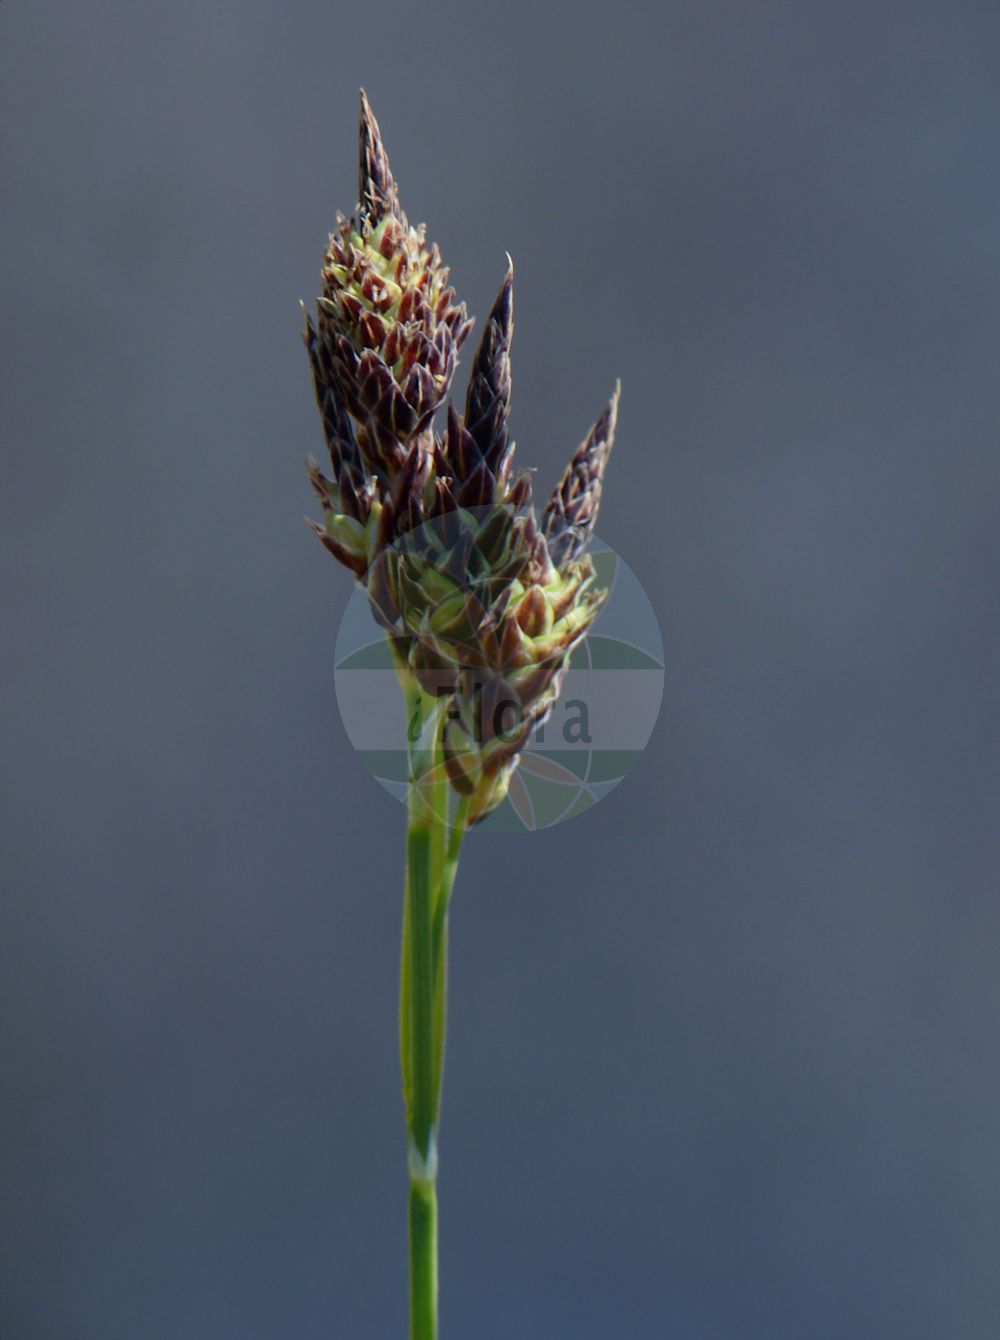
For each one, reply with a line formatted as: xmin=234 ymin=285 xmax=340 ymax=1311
xmin=441 ymin=402 xmax=478 ymax=484
xmin=508 ymin=470 xmax=533 ymax=510
xmin=306 ymin=460 xmax=335 ymax=509
xmin=464 ymin=257 xmax=514 ymax=479
xmin=358 ymin=89 xmax=402 ymax=227
xmin=303 ymin=311 xmax=370 ymax=519
xmin=394 ymin=437 xmax=434 ymax=536
xmin=542 ymin=381 xmax=620 ymax=568
xmin=454 ymin=459 xmax=497 ymax=509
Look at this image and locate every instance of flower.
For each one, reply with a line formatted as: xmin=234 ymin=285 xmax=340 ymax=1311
xmin=305 ymin=92 xmax=618 ymax=823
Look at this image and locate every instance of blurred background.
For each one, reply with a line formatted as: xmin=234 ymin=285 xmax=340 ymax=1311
xmin=2 ymin=2 xmax=1000 ymax=1336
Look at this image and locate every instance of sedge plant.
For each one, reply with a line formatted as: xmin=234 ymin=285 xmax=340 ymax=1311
xmin=303 ymin=91 xmax=619 ymax=1339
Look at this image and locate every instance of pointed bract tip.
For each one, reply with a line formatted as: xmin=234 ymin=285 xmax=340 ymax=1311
xmin=358 ymin=89 xmax=400 ymax=226
xmin=589 ymin=381 xmax=621 ymax=452
xmin=300 ymin=301 xmax=317 ymax=344
xmin=489 ymin=258 xmax=514 ymax=328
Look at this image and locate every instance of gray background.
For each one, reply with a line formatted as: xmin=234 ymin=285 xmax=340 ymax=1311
xmin=2 ymin=2 xmax=999 ymax=1336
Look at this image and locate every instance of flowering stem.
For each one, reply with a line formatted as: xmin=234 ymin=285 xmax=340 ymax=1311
xmin=402 ymin=682 xmax=467 ymax=1339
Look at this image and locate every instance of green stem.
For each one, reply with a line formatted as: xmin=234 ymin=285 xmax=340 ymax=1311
xmin=408 ymin=1177 xmax=437 ymax=1340
xmin=401 ymin=683 xmax=467 ymax=1340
